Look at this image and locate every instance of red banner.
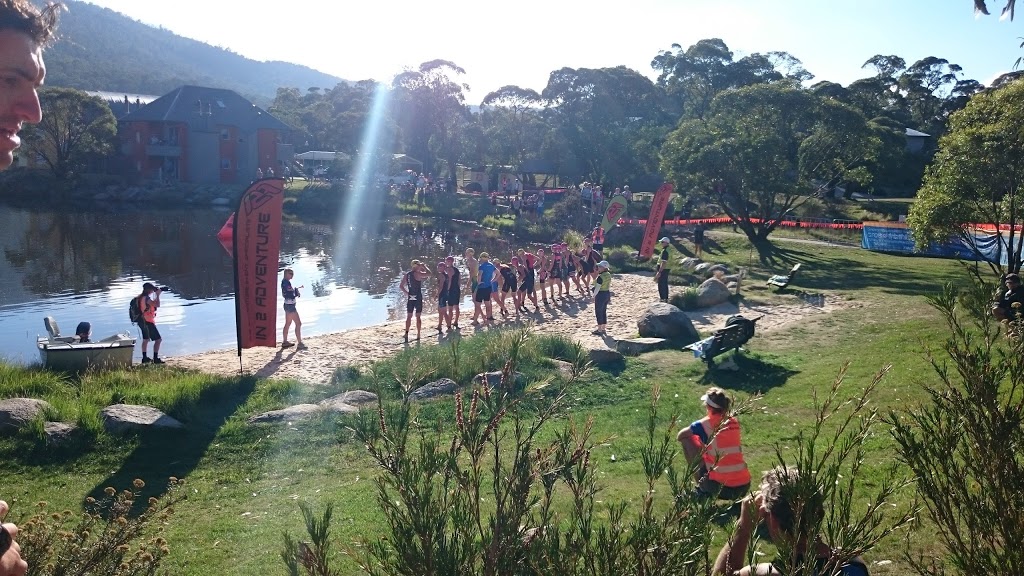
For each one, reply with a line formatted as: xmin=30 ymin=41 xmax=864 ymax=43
xmin=233 ymin=178 xmax=285 ymax=353
xmin=639 ymin=182 xmax=674 ymax=259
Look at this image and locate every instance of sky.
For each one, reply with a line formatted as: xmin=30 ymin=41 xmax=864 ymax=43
xmin=84 ymin=0 xmax=1022 ymax=104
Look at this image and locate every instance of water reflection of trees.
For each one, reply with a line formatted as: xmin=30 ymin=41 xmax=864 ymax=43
xmin=280 ymin=218 xmax=518 ymax=297
xmin=3 ymin=211 xmax=122 ymax=295
xmin=3 ymin=207 xmax=521 ymax=311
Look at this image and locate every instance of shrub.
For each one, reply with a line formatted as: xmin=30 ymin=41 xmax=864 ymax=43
xmin=888 ymin=279 xmax=1024 ymax=575
xmin=18 ymin=478 xmax=184 ymax=576
xmin=669 ymin=286 xmax=699 ymax=310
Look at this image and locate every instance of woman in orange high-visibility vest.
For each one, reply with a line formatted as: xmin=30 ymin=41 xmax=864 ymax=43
xmin=677 ymin=387 xmax=751 ymax=500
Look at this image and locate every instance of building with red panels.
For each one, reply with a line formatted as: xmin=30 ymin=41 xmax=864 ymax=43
xmin=119 ymin=85 xmax=294 ymax=184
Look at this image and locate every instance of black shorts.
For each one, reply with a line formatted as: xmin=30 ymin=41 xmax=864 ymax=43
xmin=284 ymin=303 xmax=297 ymax=314
xmin=438 ymin=294 xmax=448 ymax=308
xmin=139 ymin=321 xmax=161 ymax=341
xmin=582 ymin=261 xmax=594 ymax=274
xmin=474 ymin=286 xmax=492 ymax=302
xmin=446 ymin=290 xmax=461 ymax=307
xmin=407 ymin=299 xmax=423 ymax=314
xmin=502 ymin=282 xmax=517 ymax=293
xmin=520 ymin=277 xmax=535 ymax=294
xmin=550 ymin=267 xmax=562 ymax=279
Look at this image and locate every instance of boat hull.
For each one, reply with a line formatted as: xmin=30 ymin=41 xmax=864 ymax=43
xmin=37 ymin=337 xmax=136 ymax=372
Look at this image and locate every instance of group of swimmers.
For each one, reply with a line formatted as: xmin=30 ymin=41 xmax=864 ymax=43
xmin=399 ymin=227 xmax=611 ymax=341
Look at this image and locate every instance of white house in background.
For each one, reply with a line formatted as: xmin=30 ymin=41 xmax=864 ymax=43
xmin=905 ymin=128 xmax=931 ymax=153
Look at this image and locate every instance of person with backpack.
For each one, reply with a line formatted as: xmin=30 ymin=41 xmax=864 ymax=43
xmin=133 ymin=282 xmax=164 ymax=364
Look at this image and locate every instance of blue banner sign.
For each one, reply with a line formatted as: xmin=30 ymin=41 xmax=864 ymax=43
xmin=862 ymin=223 xmax=979 ymax=260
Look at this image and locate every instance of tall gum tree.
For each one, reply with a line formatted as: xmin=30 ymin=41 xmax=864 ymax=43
xmin=20 ymin=88 xmax=117 ymax=181
xmin=660 ymin=83 xmax=880 ymax=246
xmin=907 ymin=78 xmax=1024 ymax=276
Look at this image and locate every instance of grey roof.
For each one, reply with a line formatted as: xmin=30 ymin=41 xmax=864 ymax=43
xmin=121 ymin=85 xmax=291 ymax=131
xmin=905 ymin=128 xmax=930 ymax=137
xmin=85 ymin=91 xmax=160 ymax=119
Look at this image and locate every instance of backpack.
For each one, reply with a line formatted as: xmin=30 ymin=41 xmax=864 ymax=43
xmin=128 ymin=296 xmax=143 ymax=324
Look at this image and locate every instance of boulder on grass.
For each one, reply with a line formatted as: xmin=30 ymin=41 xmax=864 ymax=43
xmin=409 ymin=378 xmax=458 ymax=400
xmin=44 ymin=422 xmax=80 ymax=445
xmin=679 ymin=257 xmax=701 ymax=270
xmin=588 ymin=346 xmax=624 ymax=366
xmin=704 ymin=264 xmax=729 ymax=278
xmin=696 ymin=278 xmax=732 ymax=308
xmin=318 ymin=390 xmax=378 ymax=409
xmin=616 ymin=337 xmax=668 ymax=356
xmin=475 ymin=371 xmax=525 ymax=390
xmin=248 ymin=404 xmax=322 ymax=424
xmin=636 ymin=303 xmax=701 ymax=344
xmin=101 ymin=404 xmax=183 ymax=433
xmin=550 ymin=359 xmax=576 ymax=380
xmin=0 ymin=398 xmax=51 ymax=432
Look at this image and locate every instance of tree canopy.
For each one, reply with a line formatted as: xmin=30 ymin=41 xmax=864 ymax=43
xmin=661 ymin=83 xmax=880 ymax=244
xmin=21 ymin=88 xmax=117 ymax=181
xmin=907 ymin=78 xmax=1024 ymax=275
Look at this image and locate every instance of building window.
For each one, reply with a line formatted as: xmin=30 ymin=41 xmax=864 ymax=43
xmin=221 ymin=159 xmax=231 ymax=170
xmin=135 ymin=131 xmax=141 ymax=144
xmin=221 ymin=129 xmax=229 ymax=140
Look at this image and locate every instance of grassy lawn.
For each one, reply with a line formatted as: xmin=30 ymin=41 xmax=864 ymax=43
xmin=0 ymin=235 xmax=975 ymax=575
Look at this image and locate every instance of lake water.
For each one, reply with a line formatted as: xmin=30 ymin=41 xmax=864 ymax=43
xmin=0 ymin=205 xmax=514 ymax=364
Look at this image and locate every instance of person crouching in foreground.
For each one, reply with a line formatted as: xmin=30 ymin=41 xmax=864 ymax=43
xmin=712 ymin=466 xmax=870 ymax=576
xmin=677 ymin=387 xmax=750 ymax=500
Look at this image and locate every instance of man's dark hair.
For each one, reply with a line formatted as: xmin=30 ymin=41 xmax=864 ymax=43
xmin=760 ymin=466 xmax=825 ymax=536
xmin=0 ymin=0 xmax=62 ymax=45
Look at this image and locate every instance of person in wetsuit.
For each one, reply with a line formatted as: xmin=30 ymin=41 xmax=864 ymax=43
xmin=399 ymin=259 xmax=430 ymax=342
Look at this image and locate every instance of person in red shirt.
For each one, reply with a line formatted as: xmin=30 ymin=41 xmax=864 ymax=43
xmin=677 ymin=387 xmax=751 ymax=500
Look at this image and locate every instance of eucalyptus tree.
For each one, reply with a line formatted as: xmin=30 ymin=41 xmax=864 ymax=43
xmin=20 ymin=87 xmax=117 ymax=181
xmin=908 ymin=78 xmax=1024 ymax=276
xmin=661 ymin=83 xmax=880 ymax=245
xmin=651 ymin=38 xmax=811 ymax=121
xmin=391 ymin=59 xmax=471 ymax=176
xmin=541 ymin=65 xmax=672 ymax=185
xmin=481 ymin=85 xmax=542 ymax=169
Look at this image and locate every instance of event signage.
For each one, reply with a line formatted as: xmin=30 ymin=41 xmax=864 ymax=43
xmin=639 ymin=183 xmax=674 ymax=259
xmin=232 ymin=178 xmax=285 ymax=352
xmin=861 ymin=222 xmax=977 ymax=260
xmin=601 ymin=194 xmax=628 ymax=233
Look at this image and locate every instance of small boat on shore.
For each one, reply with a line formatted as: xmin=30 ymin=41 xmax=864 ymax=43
xmin=37 ymin=317 xmax=135 ymax=372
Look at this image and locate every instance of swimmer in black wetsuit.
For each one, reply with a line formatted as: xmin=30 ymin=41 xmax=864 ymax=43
xmin=400 ymin=259 xmax=430 ymax=342
xmin=446 ymin=255 xmax=462 ymax=329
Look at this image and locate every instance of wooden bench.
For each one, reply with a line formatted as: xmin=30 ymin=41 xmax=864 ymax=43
xmin=685 ymin=315 xmax=763 ymax=367
xmin=767 ymin=263 xmax=801 ymax=290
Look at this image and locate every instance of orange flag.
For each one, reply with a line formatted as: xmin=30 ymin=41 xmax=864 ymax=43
xmin=639 ymin=182 xmax=674 ymax=259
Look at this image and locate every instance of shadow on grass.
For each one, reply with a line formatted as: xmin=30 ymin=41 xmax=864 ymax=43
xmin=696 ymin=353 xmax=797 ymax=393
xmin=86 ymin=375 xmax=258 ymax=513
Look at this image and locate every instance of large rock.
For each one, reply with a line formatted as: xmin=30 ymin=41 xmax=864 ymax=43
xmin=248 ymin=404 xmax=322 ymax=424
xmin=550 ymin=359 xmax=576 ymax=380
xmin=679 ymin=257 xmax=701 ymax=270
xmin=44 ymin=422 xmax=80 ymax=445
xmin=636 ymin=303 xmax=701 ymax=344
xmin=703 ymin=264 xmax=729 ymax=278
xmin=475 ymin=371 xmax=525 ymax=389
xmin=696 ymin=278 xmax=732 ymax=308
xmin=318 ymin=390 xmax=378 ymax=409
xmin=588 ymin=346 xmax=624 ymax=366
xmin=0 ymin=398 xmax=51 ymax=432
xmin=101 ymin=404 xmax=183 ymax=433
xmin=616 ymin=337 xmax=668 ymax=356
xmin=409 ymin=378 xmax=458 ymax=400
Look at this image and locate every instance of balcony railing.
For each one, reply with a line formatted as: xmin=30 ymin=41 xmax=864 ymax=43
xmin=146 ymin=144 xmax=182 ymax=157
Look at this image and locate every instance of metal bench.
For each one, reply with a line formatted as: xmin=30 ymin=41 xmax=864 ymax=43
xmin=685 ymin=315 xmax=763 ymax=367
xmin=767 ymin=263 xmax=801 ymax=290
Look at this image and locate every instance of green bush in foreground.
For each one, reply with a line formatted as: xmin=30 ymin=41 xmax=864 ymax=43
xmin=889 ymin=279 xmax=1024 ymax=575
xmin=284 ymin=327 xmax=914 ymax=576
xmin=19 ymin=477 xmax=184 ymax=576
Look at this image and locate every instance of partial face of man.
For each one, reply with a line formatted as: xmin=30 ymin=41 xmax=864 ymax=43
xmin=0 ymin=29 xmax=45 ymax=171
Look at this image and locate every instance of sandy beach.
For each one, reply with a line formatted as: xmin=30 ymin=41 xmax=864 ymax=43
xmin=169 ymin=272 xmax=845 ymax=384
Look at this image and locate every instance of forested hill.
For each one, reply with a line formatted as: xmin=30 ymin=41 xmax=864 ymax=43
xmin=44 ymin=1 xmax=344 ymax=104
